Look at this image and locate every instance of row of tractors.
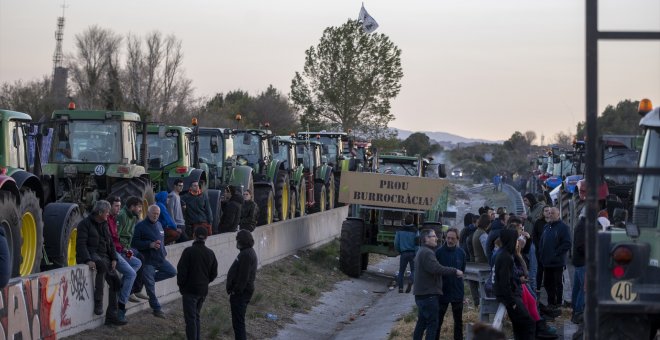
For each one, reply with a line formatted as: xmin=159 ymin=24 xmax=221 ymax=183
xmin=0 ymin=106 xmax=367 ymax=279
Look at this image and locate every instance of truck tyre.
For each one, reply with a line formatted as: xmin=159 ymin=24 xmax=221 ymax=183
xmin=340 ymin=219 xmax=364 ymax=278
xmin=275 ymin=172 xmax=290 ymax=221
xmin=297 ymin=179 xmax=307 ymax=217
xmin=326 ymin=175 xmax=335 ymax=210
xmin=334 ymin=174 xmax=343 ymax=207
xmin=110 ymin=178 xmax=155 ymax=219
xmin=311 ymin=183 xmax=326 ymax=213
xmin=254 ymin=186 xmax=275 ymax=226
xmin=42 ymin=203 xmax=82 ymax=269
xmin=361 ymin=253 xmax=369 ymax=271
xmin=18 ymin=189 xmax=44 ymax=276
xmin=0 ymin=192 xmax=22 ymax=278
xmin=599 ymin=313 xmax=649 ymax=339
xmin=289 ymin=189 xmax=297 ymax=220
xmin=207 ymin=189 xmax=222 ymax=234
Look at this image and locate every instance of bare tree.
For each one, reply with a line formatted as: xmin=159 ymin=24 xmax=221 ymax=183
xmin=69 ymin=25 xmax=122 ymax=108
xmin=524 ymin=130 xmax=537 ymax=145
xmin=553 ymin=131 xmax=573 ymax=147
xmin=0 ymin=77 xmax=55 ymax=121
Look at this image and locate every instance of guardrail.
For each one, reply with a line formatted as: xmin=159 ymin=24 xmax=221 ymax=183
xmin=501 ymin=183 xmax=525 ymax=216
xmin=0 ymin=206 xmax=348 ymax=339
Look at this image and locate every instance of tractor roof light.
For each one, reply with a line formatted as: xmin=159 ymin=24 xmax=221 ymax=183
xmin=68 ymin=101 xmax=76 ymax=110
xmin=235 ymin=114 xmax=242 ymax=121
xmin=612 ymin=246 xmax=633 ymax=265
xmin=192 ymin=118 xmax=198 ymax=126
xmin=639 ymin=98 xmax=653 ymax=116
xmin=264 ymin=122 xmax=270 ymax=128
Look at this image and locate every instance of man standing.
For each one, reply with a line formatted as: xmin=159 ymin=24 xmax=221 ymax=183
xmin=434 ymin=228 xmax=466 ymax=340
xmin=181 ymin=181 xmax=214 ymax=237
xmin=132 ymin=205 xmax=177 ymax=318
xmin=227 ymin=230 xmax=258 ymax=340
xmin=177 ymin=227 xmax=218 ymax=340
xmin=166 ymin=179 xmax=188 ymax=243
xmin=571 ymin=180 xmax=587 ymax=324
xmin=107 ymin=196 xmax=142 ymax=321
xmin=538 ymin=207 xmax=572 ymax=309
xmin=220 ymin=185 xmax=243 ymax=233
xmin=413 ymin=229 xmax=463 ymax=340
xmin=494 ymin=228 xmax=536 ymax=339
xmin=76 ymin=200 xmax=126 ymax=325
xmin=394 ymin=215 xmax=417 ymax=293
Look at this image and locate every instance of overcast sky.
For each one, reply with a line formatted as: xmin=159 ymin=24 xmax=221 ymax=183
xmin=1 ymin=0 xmax=659 ymax=142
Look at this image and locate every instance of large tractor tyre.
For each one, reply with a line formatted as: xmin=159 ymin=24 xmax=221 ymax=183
xmin=0 ymin=192 xmax=22 ymax=278
xmin=310 ymin=183 xmax=326 ymax=213
xmin=289 ymin=189 xmax=298 ymax=221
xmin=326 ymin=176 xmax=335 ymax=210
xmin=599 ymin=313 xmax=649 ymax=340
xmin=109 ymin=178 xmax=155 ymax=219
xmin=42 ymin=203 xmax=82 ymax=269
xmin=334 ymin=175 xmax=343 ymax=207
xmin=18 ymin=190 xmax=44 ymax=276
xmin=207 ymin=189 xmax=223 ymax=234
xmin=274 ymin=172 xmax=290 ymax=222
xmin=254 ymin=186 xmax=275 ymax=226
xmin=297 ymin=179 xmax=307 ymax=217
xmin=339 ymin=219 xmax=364 ymax=278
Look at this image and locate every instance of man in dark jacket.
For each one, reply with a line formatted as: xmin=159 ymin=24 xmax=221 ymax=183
xmin=538 ymin=207 xmax=572 ymax=308
xmin=240 ymin=189 xmax=259 ymax=232
xmin=571 ymin=179 xmax=587 ymax=324
xmin=177 ymin=227 xmax=218 ymax=340
xmin=220 ymin=186 xmax=243 ymax=233
xmin=413 ymin=229 xmax=463 ymax=340
xmin=132 ymin=205 xmax=177 ymax=318
xmin=485 ymin=213 xmax=507 ymax=259
xmin=494 ymin=228 xmax=535 ymax=339
xmin=76 ymin=200 xmax=126 ymax=325
xmin=227 ymin=229 xmax=258 ymax=340
xmin=434 ymin=228 xmax=466 ymax=340
xmin=181 ymin=181 xmax=214 ymax=237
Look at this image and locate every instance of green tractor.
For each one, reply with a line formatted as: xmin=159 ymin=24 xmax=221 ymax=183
xmin=339 ymin=152 xmax=448 ymax=277
xmin=0 ymin=109 xmax=47 ymax=277
xmin=273 ymin=135 xmax=306 ymax=218
xmin=230 ymin=127 xmax=288 ymax=225
xmin=141 ymin=123 xmax=222 ymax=233
xmin=294 ymin=137 xmax=335 ymax=213
xmin=40 ymin=107 xmax=154 ymax=267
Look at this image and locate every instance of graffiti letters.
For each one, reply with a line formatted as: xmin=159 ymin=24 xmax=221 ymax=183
xmin=59 ymin=276 xmax=71 ymax=327
xmin=70 ymin=268 xmax=89 ymax=301
xmin=0 ymin=275 xmax=57 ymax=340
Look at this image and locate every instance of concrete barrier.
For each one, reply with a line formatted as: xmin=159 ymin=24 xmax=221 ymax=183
xmin=0 ymin=206 xmax=348 ymax=339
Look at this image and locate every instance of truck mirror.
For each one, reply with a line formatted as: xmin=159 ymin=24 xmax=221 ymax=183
xmin=437 ymin=164 xmax=447 ymax=178
xmin=348 ymin=138 xmax=354 ymax=150
xmin=58 ymin=124 xmax=69 ymax=141
xmin=158 ymin=125 xmax=167 ymax=138
xmin=273 ymin=142 xmax=280 ymax=154
xmin=210 ymin=135 xmax=219 ymax=153
xmin=12 ymin=128 xmax=20 ymax=147
xmin=242 ymin=133 xmax=251 ymax=145
xmin=322 ymin=144 xmax=329 ymax=154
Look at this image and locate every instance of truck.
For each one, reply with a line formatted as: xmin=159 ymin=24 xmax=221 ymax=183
xmin=338 ymin=151 xmax=447 ymax=277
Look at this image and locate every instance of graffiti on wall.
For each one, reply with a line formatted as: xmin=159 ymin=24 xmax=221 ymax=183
xmin=70 ymin=267 xmax=89 ymax=301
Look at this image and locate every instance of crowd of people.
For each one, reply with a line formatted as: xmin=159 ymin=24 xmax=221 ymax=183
xmin=75 ymin=180 xmax=258 ymax=340
xmin=399 ymin=178 xmax=602 ymax=340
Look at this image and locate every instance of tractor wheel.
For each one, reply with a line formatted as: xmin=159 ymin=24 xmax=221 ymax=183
xmin=361 ymin=253 xmax=369 ymax=271
xmin=254 ymin=186 xmax=275 ymax=226
xmin=289 ymin=188 xmax=297 ymax=220
xmin=311 ymin=183 xmax=326 ymax=213
xmin=339 ymin=219 xmax=364 ymax=278
xmin=326 ymin=175 xmax=335 ymax=210
xmin=297 ymin=179 xmax=307 ymax=217
xmin=110 ymin=178 xmax=155 ymax=219
xmin=18 ymin=189 xmax=44 ymax=276
xmin=0 ymin=192 xmax=22 ymax=278
xmin=599 ymin=313 xmax=649 ymax=340
xmin=207 ymin=189 xmax=222 ymax=234
xmin=42 ymin=203 xmax=82 ymax=269
xmin=275 ymin=172 xmax=290 ymax=221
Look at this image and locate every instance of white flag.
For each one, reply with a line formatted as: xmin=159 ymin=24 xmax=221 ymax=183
xmin=358 ymin=4 xmax=379 ymax=33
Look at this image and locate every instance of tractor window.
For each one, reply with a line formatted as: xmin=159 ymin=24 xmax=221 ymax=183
xmin=232 ymin=132 xmax=261 ymax=166
xmin=272 ymin=142 xmax=289 ymax=166
xmin=146 ymin=133 xmax=179 ymax=169
xmin=319 ymin=136 xmax=338 ymax=164
xmin=197 ymin=134 xmax=224 ymax=171
xmin=8 ymin=121 xmax=28 ymax=169
xmin=296 ymin=144 xmax=312 ymax=169
xmin=634 ymin=129 xmax=660 ymax=216
xmin=49 ymin=120 xmax=121 ymax=163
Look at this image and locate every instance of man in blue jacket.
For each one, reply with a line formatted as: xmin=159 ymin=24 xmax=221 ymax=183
xmin=394 ymin=215 xmax=417 ymax=293
xmin=538 ymin=207 xmax=572 ymax=309
xmin=132 ymin=205 xmax=177 ymax=318
xmin=434 ymin=228 xmax=466 ymax=340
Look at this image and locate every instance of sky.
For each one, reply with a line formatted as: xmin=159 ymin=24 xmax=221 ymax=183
xmin=1 ymin=0 xmax=659 ymax=142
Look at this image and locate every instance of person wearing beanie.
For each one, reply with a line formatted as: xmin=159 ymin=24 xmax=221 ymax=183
xmin=227 ymin=230 xmax=258 ymax=340
xmin=177 ymin=227 xmax=218 ymax=340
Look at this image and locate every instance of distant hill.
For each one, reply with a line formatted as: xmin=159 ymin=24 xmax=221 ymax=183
xmin=393 ymin=128 xmax=502 ymax=145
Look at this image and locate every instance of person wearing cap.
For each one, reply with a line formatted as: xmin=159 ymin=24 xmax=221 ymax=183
xmin=227 ymin=230 xmax=258 ymax=340
xmin=177 ymin=227 xmax=218 ymax=340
